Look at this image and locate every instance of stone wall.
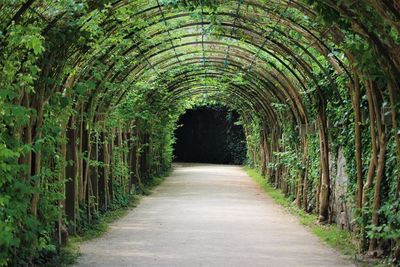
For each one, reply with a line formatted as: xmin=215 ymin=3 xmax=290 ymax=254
xmin=329 ymin=147 xmax=354 ymax=230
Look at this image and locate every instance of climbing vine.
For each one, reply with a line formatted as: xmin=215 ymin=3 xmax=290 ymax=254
xmin=0 ymin=0 xmax=400 ymax=265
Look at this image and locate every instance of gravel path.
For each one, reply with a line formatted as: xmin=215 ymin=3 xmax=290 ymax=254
xmin=75 ymin=163 xmax=354 ymax=267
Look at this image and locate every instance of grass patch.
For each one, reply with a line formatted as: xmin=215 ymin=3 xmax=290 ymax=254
xmin=244 ymin=167 xmax=361 ymax=260
xmin=45 ymin=204 xmax=137 ymax=267
xmin=78 ymin=196 xmax=141 ymax=242
xmin=45 ymin=173 xmax=168 ymax=267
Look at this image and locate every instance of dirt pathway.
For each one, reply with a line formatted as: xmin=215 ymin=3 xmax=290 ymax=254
xmin=75 ymin=164 xmax=354 ymax=267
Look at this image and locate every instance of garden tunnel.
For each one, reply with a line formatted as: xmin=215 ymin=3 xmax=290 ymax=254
xmin=0 ymin=0 xmax=400 ymax=265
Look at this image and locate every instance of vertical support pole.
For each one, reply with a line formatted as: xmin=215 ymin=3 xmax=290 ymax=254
xmin=98 ymin=132 xmax=106 ymax=211
xmin=65 ymin=117 xmax=77 ymax=234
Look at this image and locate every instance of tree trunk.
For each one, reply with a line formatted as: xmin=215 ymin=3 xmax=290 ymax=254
xmin=19 ymin=92 xmax=32 ymax=182
xmin=31 ymin=98 xmax=44 ymax=217
xmin=98 ymin=132 xmax=107 ymax=210
xmin=261 ymin=124 xmax=268 ymax=177
xmin=363 ymin=80 xmax=378 ymax=208
xmin=388 ymin=81 xmax=400 ymax=196
xmin=369 ymin=127 xmax=386 ymax=252
xmin=318 ymin=98 xmax=330 ymax=224
xmin=65 ymin=117 xmax=77 ymax=234
xmin=58 ymin=124 xmax=68 ymax=245
xmin=351 ymin=76 xmax=363 ymax=209
xmin=108 ymin=129 xmax=114 ymax=204
xmin=316 ymin=166 xmax=321 ymax=214
xmin=104 ymin=135 xmax=110 ymax=209
xmin=303 ymin=156 xmax=309 ymax=212
xmin=82 ymin=126 xmax=91 ymax=203
xmin=78 ymin=106 xmax=84 ymax=202
xmin=301 ymin=137 xmax=308 ymax=210
xmin=90 ymin=132 xmax=99 ymax=214
xmin=369 ymin=83 xmax=387 ymax=252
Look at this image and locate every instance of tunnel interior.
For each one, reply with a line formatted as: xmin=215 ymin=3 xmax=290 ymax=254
xmin=174 ymin=106 xmax=247 ymax=165
xmin=2 ymin=0 xmax=400 ymax=264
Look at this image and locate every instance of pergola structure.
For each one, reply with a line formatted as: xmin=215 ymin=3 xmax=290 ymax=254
xmin=0 ymin=0 xmax=399 ymax=265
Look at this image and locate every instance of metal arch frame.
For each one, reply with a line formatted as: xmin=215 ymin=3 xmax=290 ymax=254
xmin=155 ymin=0 xmax=183 ymax=68
xmin=98 ymin=0 xmax=349 ymax=74
xmin=166 ymin=71 xmax=276 ymax=119
xmin=87 ymin=26 xmax=331 ymax=112
xmin=169 ymin=85 xmax=260 ymax=113
xmin=3 ymin=0 xmax=399 ymax=138
xmin=114 ymin=38 xmax=308 ymax=98
xmin=103 ymin=39 xmax=306 ymax=104
xmin=167 ymin=74 xmax=285 ymax=123
xmin=3 ymin=0 xmax=352 ymax=82
xmin=107 ymin=64 xmax=279 ymax=123
xmin=61 ymin=0 xmax=348 ymax=118
xmin=74 ymin=0 xmax=346 ymax=91
xmin=118 ymin=63 xmax=300 ymax=126
xmin=111 ymin=65 xmax=276 ymax=122
xmin=109 ymin=56 xmax=305 ymax=124
xmin=167 ymin=83 xmax=276 ymax=123
xmin=96 ymin=13 xmax=344 ymax=84
xmin=88 ymin=51 xmax=306 ymax=133
xmin=2 ymin=2 xmax=360 ymax=124
xmin=108 ymin=0 xmax=321 ymax=37
xmin=111 ymin=40 xmax=308 ymax=117
xmin=222 ymin=0 xmax=244 ymax=72
xmin=157 ymin=60 xmax=304 ymax=121
xmin=165 ymin=86 xmax=262 ymax=123
xmin=98 ymin=44 xmax=306 ymax=125
xmin=91 ymin=8 xmax=343 ymax=82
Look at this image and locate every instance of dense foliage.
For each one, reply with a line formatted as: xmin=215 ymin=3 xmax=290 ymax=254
xmin=0 ymin=0 xmax=399 ymax=265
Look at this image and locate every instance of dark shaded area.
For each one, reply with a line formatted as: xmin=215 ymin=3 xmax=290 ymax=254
xmin=173 ymin=106 xmax=247 ymax=165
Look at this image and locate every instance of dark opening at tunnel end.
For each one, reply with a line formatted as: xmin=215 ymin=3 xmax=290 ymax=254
xmin=173 ymin=106 xmax=247 ymax=165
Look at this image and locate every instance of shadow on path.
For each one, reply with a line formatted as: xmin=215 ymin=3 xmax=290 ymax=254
xmin=75 ymin=163 xmax=354 ymax=267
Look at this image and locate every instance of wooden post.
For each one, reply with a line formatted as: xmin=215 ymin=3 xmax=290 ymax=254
xmin=98 ymin=132 xmax=106 ymax=211
xmin=318 ymin=98 xmax=330 ymax=224
xmin=90 ymin=132 xmax=99 ymax=214
xmin=65 ymin=117 xmax=77 ymax=234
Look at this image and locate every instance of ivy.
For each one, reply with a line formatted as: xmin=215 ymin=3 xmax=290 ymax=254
xmin=0 ymin=0 xmax=400 ymax=265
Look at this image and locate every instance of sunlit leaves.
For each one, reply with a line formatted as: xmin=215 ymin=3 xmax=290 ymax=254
xmin=7 ymin=25 xmax=44 ymax=56
xmin=160 ymin=0 xmax=220 ymax=11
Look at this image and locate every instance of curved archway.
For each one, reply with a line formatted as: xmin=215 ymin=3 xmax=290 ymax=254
xmin=1 ymin=0 xmax=399 ymax=264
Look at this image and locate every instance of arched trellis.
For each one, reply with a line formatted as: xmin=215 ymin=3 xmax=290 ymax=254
xmin=106 ymin=62 xmax=300 ymax=127
xmin=1 ymin=1 xmax=400 ymax=264
xmin=167 ymin=85 xmax=263 ymax=119
xmin=63 ymin=3 xmax=343 ymax=226
xmin=90 ymin=36 xmax=315 ymax=123
xmin=92 ymin=48 xmax=309 ymax=128
xmin=168 ymin=78 xmax=276 ymax=121
xmin=57 ymin=0 xmax=348 ymax=116
xmin=166 ymin=86 xmax=263 ymax=126
xmin=2 ymin=0 xmax=348 ymax=224
xmin=85 ymin=17 xmax=339 ymax=95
